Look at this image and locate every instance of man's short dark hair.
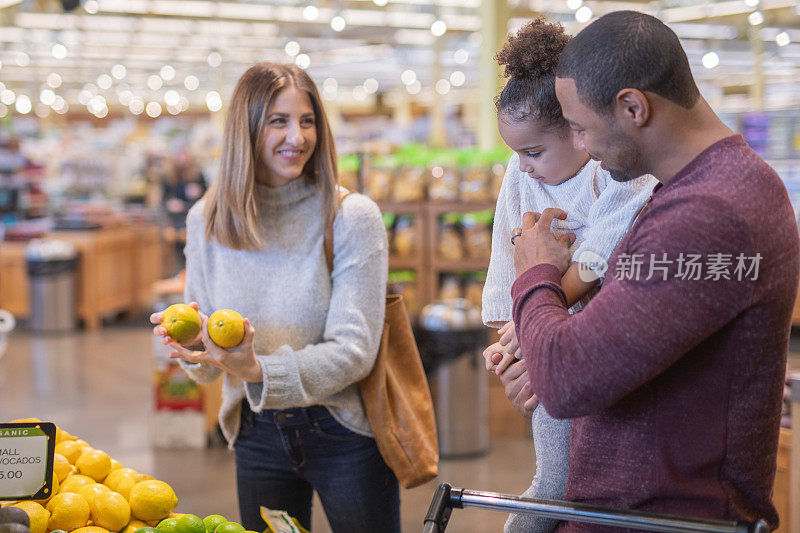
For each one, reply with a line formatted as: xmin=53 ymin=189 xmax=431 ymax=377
xmin=556 ymin=11 xmax=700 ymax=115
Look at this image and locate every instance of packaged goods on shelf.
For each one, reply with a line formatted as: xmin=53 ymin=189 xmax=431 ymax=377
xmin=392 ymin=166 xmax=427 ymax=202
xmin=437 ymin=213 xmax=465 ymax=262
xmin=392 ymin=215 xmax=417 ymax=257
xmin=383 ymin=212 xmax=419 ymax=259
xmin=438 ymin=274 xmax=462 ymax=300
xmin=436 ymin=271 xmax=486 ymax=308
xmin=457 ymin=150 xmax=491 ymax=203
xmin=361 ymin=145 xmax=510 ymax=204
xmin=464 ymin=273 xmax=487 ymax=309
xmin=391 ymin=143 xmax=427 ymax=202
xmin=388 ymin=270 xmax=419 ymax=316
xmin=460 ymin=166 xmax=491 ymax=203
xmin=428 ymin=153 xmax=460 ymax=202
xmin=363 ymin=155 xmax=395 ymax=202
xmin=435 ymin=211 xmax=494 ymax=263
xmin=490 ymin=161 xmax=506 ymax=199
xmin=338 ymin=154 xmax=361 ymax=192
xmin=462 ymin=211 xmax=493 ymax=260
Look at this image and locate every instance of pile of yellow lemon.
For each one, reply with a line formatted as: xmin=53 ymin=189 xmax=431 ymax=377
xmin=3 ymin=420 xmax=178 ymax=533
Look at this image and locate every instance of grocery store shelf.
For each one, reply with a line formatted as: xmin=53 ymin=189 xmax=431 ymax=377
xmin=377 ymin=201 xmax=426 ymax=214
xmin=431 ymin=257 xmax=490 ymax=272
xmin=426 ymin=201 xmax=496 ymax=214
xmin=389 ymin=256 xmax=422 ymax=270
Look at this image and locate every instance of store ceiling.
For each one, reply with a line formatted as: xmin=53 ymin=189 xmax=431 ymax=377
xmin=0 ymin=0 xmax=798 ymax=118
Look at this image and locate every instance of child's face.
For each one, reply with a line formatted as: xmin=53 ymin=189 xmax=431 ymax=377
xmin=498 ymin=113 xmax=588 ymax=186
xmin=258 ymin=86 xmax=317 ymax=187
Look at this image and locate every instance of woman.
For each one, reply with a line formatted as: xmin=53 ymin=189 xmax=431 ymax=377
xmin=151 ymin=62 xmax=399 ymax=533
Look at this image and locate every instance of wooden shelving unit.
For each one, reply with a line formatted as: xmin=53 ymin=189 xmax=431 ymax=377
xmin=379 ymin=198 xmax=532 ymax=439
xmin=378 ymin=199 xmax=495 ymax=312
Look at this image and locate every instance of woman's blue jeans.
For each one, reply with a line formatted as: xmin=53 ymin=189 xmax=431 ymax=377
xmin=234 ymin=402 xmax=401 ymax=533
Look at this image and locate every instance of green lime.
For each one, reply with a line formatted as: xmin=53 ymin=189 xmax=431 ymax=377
xmin=175 ymin=515 xmax=205 ymax=533
xmin=135 ymin=528 xmax=161 ymax=533
xmin=214 ymin=523 xmax=245 ymax=533
xmin=202 ymin=516 xmax=227 ymax=533
xmin=157 ymin=518 xmax=179 ymax=533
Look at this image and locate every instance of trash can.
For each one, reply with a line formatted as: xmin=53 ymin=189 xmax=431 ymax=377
xmin=417 ymin=298 xmax=490 ymax=458
xmin=26 ymin=239 xmax=79 ymax=333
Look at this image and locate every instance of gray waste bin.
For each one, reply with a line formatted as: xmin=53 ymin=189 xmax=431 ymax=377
xmin=26 ymin=239 xmax=79 ymax=333
xmin=417 ymin=298 xmax=490 ymax=458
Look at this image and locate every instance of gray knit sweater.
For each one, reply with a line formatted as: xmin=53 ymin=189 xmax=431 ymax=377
xmin=180 ymin=178 xmax=388 ymax=446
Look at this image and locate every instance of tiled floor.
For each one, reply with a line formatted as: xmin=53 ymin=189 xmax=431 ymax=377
xmin=0 ymin=320 xmax=536 ymax=533
xmin=1 ymin=319 xmax=797 ymax=532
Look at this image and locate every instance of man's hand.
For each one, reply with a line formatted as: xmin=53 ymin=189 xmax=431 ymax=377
xmin=514 ymin=208 xmax=575 ymax=278
xmin=499 ymin=360 xmax=540 ymax=418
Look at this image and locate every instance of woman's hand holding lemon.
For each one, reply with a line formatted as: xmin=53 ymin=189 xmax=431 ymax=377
xmin=164 ymin=311 xmax=261 ymax=384
xmin=150 ymin=303 xmax=203 ymax=346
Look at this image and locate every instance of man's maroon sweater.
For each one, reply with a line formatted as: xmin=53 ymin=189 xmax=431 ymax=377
xmin=512 ymin=136 xmax=799 ymax=530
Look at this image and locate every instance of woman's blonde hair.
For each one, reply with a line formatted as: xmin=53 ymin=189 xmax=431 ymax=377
xmin=204 ymin=62 xmax=339 ymax=250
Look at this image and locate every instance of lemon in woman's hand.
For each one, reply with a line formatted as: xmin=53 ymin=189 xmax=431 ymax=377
xmin=160 ymin=305 xmax=202 ymax=344
xmin=207 ymin=310 xmax=245 ymax=348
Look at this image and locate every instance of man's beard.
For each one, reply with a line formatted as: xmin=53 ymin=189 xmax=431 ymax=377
xmin=607 ymin=166 xmax=640 ymax=182
xmin=605 ymin=128 xmax=646 ymax=182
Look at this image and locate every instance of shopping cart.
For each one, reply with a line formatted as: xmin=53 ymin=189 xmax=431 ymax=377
xmin=423 ymin=483 xmax=769 ymax=533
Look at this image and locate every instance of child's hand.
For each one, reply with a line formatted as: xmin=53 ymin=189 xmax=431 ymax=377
xmin=492 ymin=351 xmax=517 ymax=375
xmin=499 ymin=320 xmax=521 ymax=359
xmin=482 ymin=341 xmax=505 ymax=372
xmin=483 ymin=321 xmax=524 ymax=375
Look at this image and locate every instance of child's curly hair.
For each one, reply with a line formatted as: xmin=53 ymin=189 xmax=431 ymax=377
xmin=495 ymin=17 xmax=570 ymax=130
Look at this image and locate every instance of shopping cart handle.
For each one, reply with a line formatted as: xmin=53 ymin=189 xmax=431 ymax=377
xmin=423 ymin=483 xmax=769 ymax=533
xmin=422 ymin=483 xmax=454 ymax=533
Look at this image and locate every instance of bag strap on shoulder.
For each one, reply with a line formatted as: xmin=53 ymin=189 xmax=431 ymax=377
xmin=323 ymin=189 xmax=353 ymax=274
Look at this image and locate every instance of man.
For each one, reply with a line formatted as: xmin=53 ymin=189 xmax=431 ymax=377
xmin=508 ymin=10 xmax=799 ymax=530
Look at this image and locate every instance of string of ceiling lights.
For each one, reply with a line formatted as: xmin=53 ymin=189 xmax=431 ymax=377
xmin=0 ymin=0 xmax=797 ymax=119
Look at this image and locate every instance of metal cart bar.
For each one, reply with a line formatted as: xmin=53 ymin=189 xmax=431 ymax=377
xmin=423 ymin=483 xmax=769 ymax=533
